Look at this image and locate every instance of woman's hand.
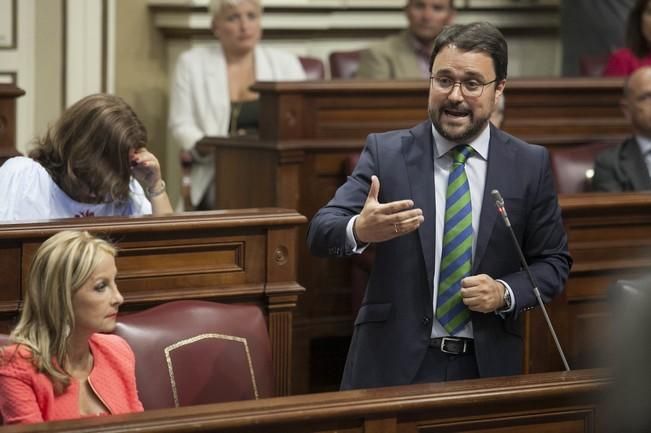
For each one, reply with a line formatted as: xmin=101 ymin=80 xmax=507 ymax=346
xmin=130 ymin=148 xmax=173 ymax=214
xmin=130 ymin=148 xmax=163 ymax=191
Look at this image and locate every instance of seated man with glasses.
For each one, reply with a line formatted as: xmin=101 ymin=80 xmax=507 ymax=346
xmin=308 ymin=22 xmax=571 ymax=390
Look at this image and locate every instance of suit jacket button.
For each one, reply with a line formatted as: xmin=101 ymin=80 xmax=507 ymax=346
xmin=423 ymin=317 xmax=431 ymax=326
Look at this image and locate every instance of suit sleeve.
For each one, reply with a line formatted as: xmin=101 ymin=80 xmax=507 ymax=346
xmin=592 ymin=148 xmax=624 ymax=192
xmin=307 ymin=134 xmax=379 ymax=256
xmin=0 ymin=354 xmax=44 ymax=424
xmin=282 ymin=53 xmax=307 ymax=80
xmin=106 ymin=335 xmax=144 ymax=413
xmin=355 ymin=48 xmax=392 ymax=80
xmin=500 ymin=148 xmax=572 ymax=314
xmin=119 ymin=338 xmax=144 ymax=412
xmin=168 ymin=52 xmax=206 ymax=154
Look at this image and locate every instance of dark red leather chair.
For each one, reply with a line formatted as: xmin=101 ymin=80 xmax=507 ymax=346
xmin=549 ymin=142 xmax=617 ymax=193
xmin=113 ymin=300 xmax=273 ymax=409
xmin=299 ymin=56 xmax=325 ymax=80
xmin=329 ymin=50 xmax=363 ymax=79
xmin=579 ymin=54 xmax=609 ymax=77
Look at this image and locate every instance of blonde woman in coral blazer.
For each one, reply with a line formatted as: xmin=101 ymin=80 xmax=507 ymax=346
xmin=168 ymin=0 xmax=306 ymax=208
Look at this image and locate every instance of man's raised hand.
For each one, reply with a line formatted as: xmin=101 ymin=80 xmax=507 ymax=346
xmin=353 ymin=175 xmax=424 ymax=243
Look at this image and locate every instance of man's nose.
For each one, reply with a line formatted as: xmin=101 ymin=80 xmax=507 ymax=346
xmin=448 ymin=83 xmax=464 ymax=101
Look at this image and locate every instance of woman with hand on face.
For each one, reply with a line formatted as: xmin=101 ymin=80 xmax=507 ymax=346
xmin=604 ymin=0 xmax=651 ymax=76
xmin=0 ymin=231 xmax=143 ymax=424
xmin=0 ymin=93 xmax=173 ymax=222
xmin=169 ymin=0 xmax=306 ymax=210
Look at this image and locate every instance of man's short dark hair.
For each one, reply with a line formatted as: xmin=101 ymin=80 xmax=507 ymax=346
xmin=429 ymin=22 xmax=508 ymax=82
xmin=407 ymin=0 xmax=455 ymax=9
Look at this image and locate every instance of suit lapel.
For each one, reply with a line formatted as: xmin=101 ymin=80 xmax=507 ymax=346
xmin=621 ymin=138 xmax=651 ymax=190
xmin=403 ymin=121 xmax=437 ymax=298
xmin=473 ymin=126 xmax=516 ymax=273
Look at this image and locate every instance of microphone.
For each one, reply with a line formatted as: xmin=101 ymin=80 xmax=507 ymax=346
xmin=491 ymin=189 xmax=570 ymax=372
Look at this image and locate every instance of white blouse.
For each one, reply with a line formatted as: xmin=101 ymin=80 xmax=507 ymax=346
xmin=0 ymin=157 xmax=152 ymax=223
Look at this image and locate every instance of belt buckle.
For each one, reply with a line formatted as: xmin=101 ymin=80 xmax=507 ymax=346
xmin=440 ymin=337 xmax=465 ymax=355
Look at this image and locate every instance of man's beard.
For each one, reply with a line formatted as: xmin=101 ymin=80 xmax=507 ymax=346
xmin=429 ymin=103 xmax=489 ymax=143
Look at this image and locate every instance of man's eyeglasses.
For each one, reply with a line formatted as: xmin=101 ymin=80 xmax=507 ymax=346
xmin=430 ymin=76 xmax=498 ymax=98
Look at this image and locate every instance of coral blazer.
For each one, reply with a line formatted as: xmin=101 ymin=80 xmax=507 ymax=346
xmin=0 ymin=333 xmax=143 ymax=424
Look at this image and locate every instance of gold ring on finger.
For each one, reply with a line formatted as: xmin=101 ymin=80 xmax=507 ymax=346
xmin=394 ymin=223 xmax=399 ymax=233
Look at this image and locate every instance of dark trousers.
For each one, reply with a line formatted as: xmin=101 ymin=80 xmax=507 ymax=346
xmin=412 ymin=346 xmax=479 ymax=383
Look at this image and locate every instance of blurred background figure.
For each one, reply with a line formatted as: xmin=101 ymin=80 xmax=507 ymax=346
xmin=168 ymin=0 xmax=306 ymax=210
xmin=561 ymin=0 xmax=634 ymax=76
xmin=604 ymin=0 xmax=651 ymax=76
xmin=593 ymin=66 xmax=651 ymax=191
xmin=606 ymin=275 xmax=651 ymax=433
xmin=0 ymin=93 xmax=172 ymax=222
xmin=0 ymin=231 xmax=143 ymax=424
xmin=356 ymin=0 xmax=455 ymax=79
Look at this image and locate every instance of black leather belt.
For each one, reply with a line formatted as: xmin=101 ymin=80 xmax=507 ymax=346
xmin=429 ymin=337 xmax=474 ymax=355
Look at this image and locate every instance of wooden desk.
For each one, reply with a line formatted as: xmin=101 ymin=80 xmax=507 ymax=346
xmin=0 ymin=84 xmax=25 ymax=165
xmin=0 ymin=369 xmax=609 ymax=433
xmin=0 ymin=209 xmax=306 ymax=396
xmin=199 ymin=78 xmax=632 ymax=393
xmin=529 ymin=193 xmax=651 ymax=373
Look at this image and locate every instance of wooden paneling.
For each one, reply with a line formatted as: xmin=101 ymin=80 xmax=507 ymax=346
xmin=0 ymin=83 xmax=24 ymax=165
xmin=0 ymin=209 xmax=307 ymax=395
xmin=0 ymin=369 xmax=609 ymax=433
xmin=200 ymin=78 xmax=634 ymax=393
xmin=149 ymin=2 xmax=560 ymax=41
xmin=526 ymin=193 xmax=651 ymax=374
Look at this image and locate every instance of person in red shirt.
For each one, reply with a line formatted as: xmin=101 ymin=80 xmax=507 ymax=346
xmin=0 ymin=231 xmax=143 ymax=424
xmin=604 ymin=0 xmax=651 ymax=76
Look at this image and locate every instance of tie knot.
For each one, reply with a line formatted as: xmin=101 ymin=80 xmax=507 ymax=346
xmin=450 ymin=145 xmax=474 ymax=165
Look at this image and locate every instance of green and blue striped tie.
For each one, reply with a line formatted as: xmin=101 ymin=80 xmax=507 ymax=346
xmin=436 ymin=145 xmax=473 ymax=335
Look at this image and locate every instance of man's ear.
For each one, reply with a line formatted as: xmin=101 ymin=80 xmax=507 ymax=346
xmin=621 ymin=98 xmax=632 ymax=123
xmin=494 ymin=79 xmax=506 ymax=100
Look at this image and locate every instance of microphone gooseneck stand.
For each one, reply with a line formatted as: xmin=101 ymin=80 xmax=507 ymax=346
xmin=491 ymin=189 xmax=570 ymax=372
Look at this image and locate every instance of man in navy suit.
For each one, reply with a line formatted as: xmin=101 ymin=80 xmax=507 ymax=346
xmin=307 ymin=22 xmax=572 ymax=390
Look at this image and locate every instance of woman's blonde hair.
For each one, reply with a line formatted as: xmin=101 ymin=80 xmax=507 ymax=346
xmin=209 ymin=0 xmax=262 ymax=18
xmin=8 ymin=231 xmax=116 ymax=394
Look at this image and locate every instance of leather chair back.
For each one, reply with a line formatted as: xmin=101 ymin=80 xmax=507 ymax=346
xmin=113 ymin=300 xmax=273 ymax=409
xmin=329 ymin=50 xmax=362 ymax=79
xmin=299 ymin=56 xmax=325 ymax=80
xmin=549 ymin=142 xmax=617 ymax=193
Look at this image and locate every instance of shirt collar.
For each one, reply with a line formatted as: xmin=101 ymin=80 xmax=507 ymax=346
xmin=636 ymin=134 xmax=651 ymax=156
xmin=408 ymin=32 xmax=433 ymax=59
xmin=431 ymin=122 xmax=491 ymax=161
